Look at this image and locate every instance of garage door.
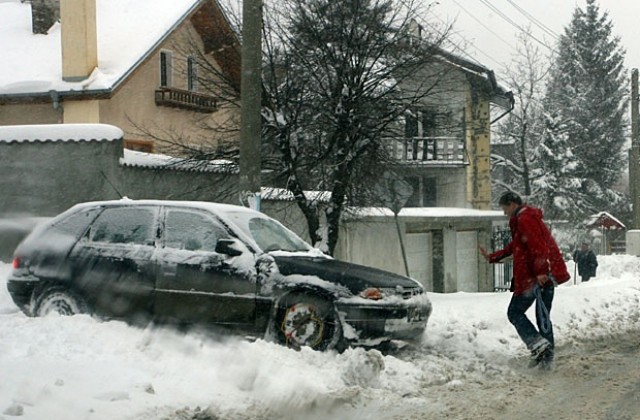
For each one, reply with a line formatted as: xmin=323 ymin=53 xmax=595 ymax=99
xmin=405 ymin=233 xmax=433 ymax=291
xmin=457 ymin=231 xmax=478 ymax=292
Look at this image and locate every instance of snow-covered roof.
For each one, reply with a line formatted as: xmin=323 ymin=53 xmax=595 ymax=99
xmin=431 ymin=45 xmax=513 ymax=110
xmin=260 ymin=188 xmax=504 ymax=220
xmin=120 ymin=148 xmax=238 ymax=174
xmin=585 ymin=211 xmax=626 ymax=230
xmin=0 ymin=0 xmax=200 ymax=97
xmin=0 ymin=123 xmax=123 ymax=143
xmin=346 ymin=206 xmax=505 ymax=220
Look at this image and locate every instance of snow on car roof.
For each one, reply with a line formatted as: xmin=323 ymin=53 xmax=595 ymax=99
xmin=69 ymin=198 xmax=259 ymax=216
xmin=0 ymin=123 xmax=124 ymax=143
xmin=67 ymin=198 xmax=278 ymax=252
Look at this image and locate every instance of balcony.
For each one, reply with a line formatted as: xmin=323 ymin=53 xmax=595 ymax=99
xmin=154 ymin=87 xmax=218 ymax=113
xmin=390 ymin=136 xmax=466 ymax=164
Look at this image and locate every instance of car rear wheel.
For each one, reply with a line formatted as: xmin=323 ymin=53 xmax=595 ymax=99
xmin=273 ymin=293 xmax=344 ymax=351
xmin=32 ymin=285 xmax=89 ymax=317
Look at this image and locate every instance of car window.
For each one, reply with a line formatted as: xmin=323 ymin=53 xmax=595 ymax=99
xmin=163 ymin=209 xmax=229 ymax=252
xmin=45 ymin=207 xmax=100 ymax=238
xmin=248 ymin=217 xmax=310 ymax=252
xmin=89 ymin=207 xmax=156 ymax=245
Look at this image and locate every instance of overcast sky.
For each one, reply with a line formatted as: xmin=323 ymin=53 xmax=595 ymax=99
xmin=431 ymin=0 xmax=640 ymax=83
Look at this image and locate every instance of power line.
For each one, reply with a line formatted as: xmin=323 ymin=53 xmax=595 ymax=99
xmin=476 ymin=0 xmax=556 ymax=54
xmin=504 ymin=0 xmax=559 ymax=40
xmin=451 ymin=0 xmax=516 ymax=51
xmin=431 ymin=10 xmax=509 ymax=75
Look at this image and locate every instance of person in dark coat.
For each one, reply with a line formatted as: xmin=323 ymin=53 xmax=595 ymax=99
xmin=574 ymin=242 xmax=598 ymax=282
xmin=480 ymin=192 xmax=570 ymax=371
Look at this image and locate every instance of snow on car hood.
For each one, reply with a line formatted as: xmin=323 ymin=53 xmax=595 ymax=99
xmin=272 ymin=256 xmax=422 ymax=294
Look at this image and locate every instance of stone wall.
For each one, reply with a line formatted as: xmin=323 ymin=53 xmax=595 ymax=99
xmin=0 ymin=137 xmax=238 ymax=259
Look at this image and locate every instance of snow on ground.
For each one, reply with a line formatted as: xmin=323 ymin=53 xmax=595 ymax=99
xmin=1 ymin=256 xmax=639 ymax=419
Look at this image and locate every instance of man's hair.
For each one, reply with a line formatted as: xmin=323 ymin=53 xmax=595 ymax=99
xmin=498 ymin=191 xmax=523 ymax=206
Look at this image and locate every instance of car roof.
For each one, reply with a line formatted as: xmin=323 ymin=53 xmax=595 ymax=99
xmin=66 ymin=198 xmax=265 ymax=251
xmin=69 ymin=198 xmax=260 ymax=217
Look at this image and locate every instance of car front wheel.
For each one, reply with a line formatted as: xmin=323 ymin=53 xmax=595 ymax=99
xmin=273 ymin=293 xmax=344 ymax=351
xmin=32 ymin=285 xmax=89 ymax=317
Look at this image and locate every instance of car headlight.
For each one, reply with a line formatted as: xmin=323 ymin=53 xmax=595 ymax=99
xmin=359 ymin=287 xmax=383 ymax=300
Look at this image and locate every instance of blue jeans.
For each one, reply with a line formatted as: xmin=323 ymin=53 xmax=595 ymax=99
xmin=507 ymin=286 xmax=555 ymax=359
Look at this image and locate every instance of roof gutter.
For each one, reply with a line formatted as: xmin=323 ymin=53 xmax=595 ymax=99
xmin=0 ymin=88 xmax=112 ymax=104
xmin=490 ymin=90 xmax=515 ymax=125
xmin=435 ymin=47 xmax=515 ymax=114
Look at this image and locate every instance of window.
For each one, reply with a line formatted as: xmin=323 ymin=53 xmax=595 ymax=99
xmin=52 ymin=208 xmax=100 ymax=237
xmin=187 ymin=56 xmax=198 ymax=92
xmin=405 ymin=108 xmax=454 ymax=161
xmin=124 ymin=139 xmax=154 ymax=153
xmin=90 ymin=207 xmax=156 ymax=245
xmin=422 ymin=177 xmax=437 ymax=206
xmin=163 ymin=210 xmax=229 ymax=252
xmin=405 ymin=177 xmax=437 ymax=207
xmin=159 ymin=50 xmax=173 ymax=88
xmin=40 ymin=208 xmax=101 ymax=246
xmin=248 ymin=217 xmax=310 ymax=252
xmin=405 ymin=108 xmax=437 ymax=139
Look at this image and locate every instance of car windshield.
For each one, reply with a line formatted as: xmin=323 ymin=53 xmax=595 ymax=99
xmin=222 ymin=211 xmax=311 ymax=253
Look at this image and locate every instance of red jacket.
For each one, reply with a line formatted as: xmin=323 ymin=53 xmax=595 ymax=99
xmin=490 ymin=205 xmax=570 ymax=295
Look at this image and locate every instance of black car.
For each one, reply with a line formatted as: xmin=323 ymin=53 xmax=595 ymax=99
xmin=7 ymin=199 xmax=432 ymax=350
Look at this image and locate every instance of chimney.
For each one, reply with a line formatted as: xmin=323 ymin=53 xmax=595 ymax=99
xmin=30 ymin=0 xmax=60 ymax=35
xmin=60 ymin=0 xmax=98 ymax=81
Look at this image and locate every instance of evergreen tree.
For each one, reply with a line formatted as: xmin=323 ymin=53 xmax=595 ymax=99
xmin=532 ymin=112 xmax=583 ymax=220
xmin=543 ymin=0 xmax=628 ymax=221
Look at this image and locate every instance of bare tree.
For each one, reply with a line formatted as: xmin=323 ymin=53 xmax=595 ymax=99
xmin=491 ymin=27 xmax=550 ymax=202
xmin=261 ymin=0 xmax=452 ymax=254
xmin=133 ymin=0 xmax=455 ymax=256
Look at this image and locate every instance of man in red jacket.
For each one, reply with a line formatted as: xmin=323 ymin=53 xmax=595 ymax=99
xmin=481 ymin=192 xmax=570 ymax=370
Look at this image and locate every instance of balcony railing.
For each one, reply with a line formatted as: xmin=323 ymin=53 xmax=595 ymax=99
xmin=154 ymin=87 xmax=218 ymax=113
xmin=390 ymin=136 xmax=466 ymax=163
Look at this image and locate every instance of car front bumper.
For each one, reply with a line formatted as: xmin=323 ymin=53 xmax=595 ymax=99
xmin=335 ymin=295 xmax=432 ymax=344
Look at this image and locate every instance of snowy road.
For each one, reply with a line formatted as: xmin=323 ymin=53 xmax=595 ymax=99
xmin=2 ymin=256 xmax=639 ymax=420
xmin=163 ymin=329 xmax=640 ymax=420
xmin=390 ymin=331 xmax=640 ymax=420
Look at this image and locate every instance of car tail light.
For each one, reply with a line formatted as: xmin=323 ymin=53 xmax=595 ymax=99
xmin=12 ymin=257 xmax=20 ymax=269
xmin=360 ymin=287 xmax=383 ymax=300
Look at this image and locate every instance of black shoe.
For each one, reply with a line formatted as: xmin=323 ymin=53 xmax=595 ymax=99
xmin=527 ymin=338 xmax=551 ymax=368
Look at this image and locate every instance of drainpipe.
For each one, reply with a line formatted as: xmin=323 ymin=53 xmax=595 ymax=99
xmin=49 ymin=89 xmax=64 ymax=122
xmin=485 ymin=69 xmax=515 ymax=125
xmin=490 ymin=94 xmax=514 ymax=125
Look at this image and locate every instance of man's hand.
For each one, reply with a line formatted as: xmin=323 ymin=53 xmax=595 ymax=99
xmin=479 ymin=247 xmax=490 ymax=261
xmin=536 ymin=274 xmax=548 ymax=286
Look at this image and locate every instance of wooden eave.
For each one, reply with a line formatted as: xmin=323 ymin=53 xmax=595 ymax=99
xmin=190 ymin=0 xmax=242 ymax=92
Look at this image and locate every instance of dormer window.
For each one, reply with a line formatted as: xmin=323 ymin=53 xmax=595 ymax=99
xmin=160 ymin=50 xmax=173 ymax=87
xmin=187 ymin=56 xmax=198 ymax=92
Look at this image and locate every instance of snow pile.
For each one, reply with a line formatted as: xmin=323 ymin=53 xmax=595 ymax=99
xmin=1 ymin=255 xmax=639 ymax=419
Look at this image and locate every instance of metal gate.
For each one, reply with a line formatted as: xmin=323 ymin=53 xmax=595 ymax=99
xmin=492 ymin=226 xmax=513 ymax=292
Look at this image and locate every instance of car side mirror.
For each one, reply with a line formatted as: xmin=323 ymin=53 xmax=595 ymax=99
xmin=215 ymin=238 xmax=243 ymax=257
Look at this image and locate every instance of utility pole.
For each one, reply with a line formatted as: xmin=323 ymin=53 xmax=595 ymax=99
xmin=631 ymin=69 xmax=639 ymax=228
xmin=239 ymin=0 xmax=263 ymax=210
